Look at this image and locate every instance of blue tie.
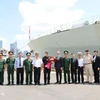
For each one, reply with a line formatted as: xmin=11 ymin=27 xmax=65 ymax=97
xmin=19 ymin=58 xmax=21 ymax=66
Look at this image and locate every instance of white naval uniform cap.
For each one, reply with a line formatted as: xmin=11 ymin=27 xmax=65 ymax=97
xmin=77 ymin=52 xmax=82 ymax=55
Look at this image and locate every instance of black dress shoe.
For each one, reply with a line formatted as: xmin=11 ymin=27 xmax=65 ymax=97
xmin=29 ymin=83 xmax=32 ymax=85
xmin=85 ymin=81 xmax=89 ymax=83
xmin=21 ymin=83 xmax=23 ymax=85
xmin=59 ymin=82 xmax=61 ymax=84
xmin=72 ymin=81 xmax=74 ymax=84
xmin=38 ymin=83 xmax=41 ymax=85
xmin=89 ymin=82 xmax=93 ymax=84
xmin=82 ymin=82 xmax=84 ymax=84
xmin=34 ymin=83 xmax=37 ymax=85
xmin=0 ymin=83 xmax=3 ymax=85
xmin=7 ymin=83 xmax=10 ymax=85
xmin=55 ymin=82 xmax=58 ymax=84
xmin=75 ymin=82 xmax=77 ymax=84
xmin=63 ymin=82 xmax=67 ymax=84
xmin=48 ymin=82 xmax=50 ymax=85
xmin=68 ymin=82 xmax=70 ymax=84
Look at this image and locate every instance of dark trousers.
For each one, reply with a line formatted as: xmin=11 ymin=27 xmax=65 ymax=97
xmin=44 ymin=67 xmax=51 ymax=84
xmin=0 ymin=71 xmax=4 ymax=84
xmin=17 ymin=68 xmax=24 ymax=85
xmin=7 ymin=71 xmax=14 ymax=84
xmin=78 ymin=67 xmax=84 ymax=83
xmin=71 ymin=69 xmax=77 ymax=83
xmin=56 ymin=68 xmax=62 ymax=83
xmin=64 ymin=70 xmax=70 ymax=83
xmin=26 ymin=71 xmax=32 ymax=84
xmin=34 ymin=67 xmax=41 ymax=84
xmin=93 ymin=68 xmax=99 ymax=83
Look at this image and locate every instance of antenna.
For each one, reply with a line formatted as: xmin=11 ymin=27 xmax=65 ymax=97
xmin=29 ymin=26 xmax=31 ymax=40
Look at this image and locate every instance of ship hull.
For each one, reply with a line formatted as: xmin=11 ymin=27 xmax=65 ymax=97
xmin=28 ymin=23 xmax=100 ymax=57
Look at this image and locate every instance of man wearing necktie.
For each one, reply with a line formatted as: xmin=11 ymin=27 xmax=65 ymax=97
xmin=93 ymin=50 xmax=100 ymax=84
xmin=15 ymin=52 xmax=24 ymax=85
xmin=71 ymin=53 xmax=78 ymax=84
xmin=42 ymin=51 xmax=50 ymax=85
xmin=55 ymin=51 xmax=63 ymax=84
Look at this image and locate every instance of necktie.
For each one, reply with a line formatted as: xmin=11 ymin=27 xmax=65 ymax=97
xmin=19 ymin=58 xmax=21 ymax=66
xmin=73 ymin=59 xmax=75 ymax=63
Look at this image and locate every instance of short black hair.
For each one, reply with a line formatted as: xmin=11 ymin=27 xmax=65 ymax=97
xmin=8 ymin=51 xmax=13 ymax=54
xmin=94 ymin=50 xmax=98 ymax=53
xmin=31 ymin=50 xmax=34 ymax=53
xmin=85 ymin=50 xmax=89 ymax=52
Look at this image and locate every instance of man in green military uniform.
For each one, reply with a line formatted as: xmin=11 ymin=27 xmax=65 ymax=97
xmin=63 ymin=50 xmax=71 ymax=84
xmin=0 ymin=53 xmax=5 ymax=85
xmin=6 ymin=51 xmax=15 ymax=85
xmin=23 ymin=52 xmax=33 ymax=85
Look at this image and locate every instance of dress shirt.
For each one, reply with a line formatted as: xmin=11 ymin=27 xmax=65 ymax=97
xmin=57 ymin=55 xmax=60 ymax=60
xmin=15 ymin=57 xmax=24 ymax=68
xmin=78 ymin=58 xmax=84 ymax=67
xmin=32 ymin=58 xmax=43 ymax=68
xmin=93 ymin=56 xmax=96 ymax=62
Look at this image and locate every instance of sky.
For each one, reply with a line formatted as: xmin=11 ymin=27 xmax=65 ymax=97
xmin=0 ymin=0 xmax=100 ymax=50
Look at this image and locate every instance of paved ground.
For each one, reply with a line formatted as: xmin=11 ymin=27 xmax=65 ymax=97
xmin=0 ymin=71 xmax=100 ymax=100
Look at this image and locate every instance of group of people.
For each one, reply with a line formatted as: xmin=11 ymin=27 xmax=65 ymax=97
xmin=0 ymin=49 xmax=100 ymax=86
xmin=43 ymin=50 xmax=100 ymax=85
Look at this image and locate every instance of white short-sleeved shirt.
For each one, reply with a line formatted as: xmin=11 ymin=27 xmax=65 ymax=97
xmin=32 ymin=58 xmax=43 ymax=68
xmin=78 ymin=58 xmax=84 ymax=67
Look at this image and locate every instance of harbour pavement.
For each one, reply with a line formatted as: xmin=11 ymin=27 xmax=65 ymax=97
xmin=0 ymin=71 xmax=100 ymax=100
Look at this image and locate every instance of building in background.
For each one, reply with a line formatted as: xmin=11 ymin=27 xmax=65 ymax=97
xmin=10 ymin=41 xmax=18 ymax=56
xmin=0 ymin=40 xmax=3 ymax=48
xmin=23 ymin=50 xmax=28 ymax=57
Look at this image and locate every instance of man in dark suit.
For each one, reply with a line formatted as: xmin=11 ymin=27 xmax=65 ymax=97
xmin=71 ymin=53 xmax=78 ymax=83
xmin=55 ymin=51 xmax=63 ymax=84
xmin=42 ymin=51 xmax=50 ymax=85
xmin=93 ymin=50 xmax=100 ymax=84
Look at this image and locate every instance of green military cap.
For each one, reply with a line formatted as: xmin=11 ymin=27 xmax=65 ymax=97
xmin=64 ymin=50 xmax=69 ymax=54
xmin=26 ymin=52 xmax=31 ymax=56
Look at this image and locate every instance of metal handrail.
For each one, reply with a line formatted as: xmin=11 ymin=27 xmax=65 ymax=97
xmin=31 ymin=15 xmax=100 ymax=40
xmin=19 ymin=15 xmax=100 ymax=50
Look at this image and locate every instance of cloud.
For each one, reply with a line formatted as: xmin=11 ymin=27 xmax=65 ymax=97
xmin=15 ymin=33 xmax=30 ymax=49
xmin=18 ymin=0 xmax=84 ymax=38
xmin=16 ymin=33 xmax=28 ymax=40
xmin=0 ymin=37 xmax=7 ymax=44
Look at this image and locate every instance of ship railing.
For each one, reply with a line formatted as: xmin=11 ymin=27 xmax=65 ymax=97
xmin=31 ymin=15 xmax=100 ymax=40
